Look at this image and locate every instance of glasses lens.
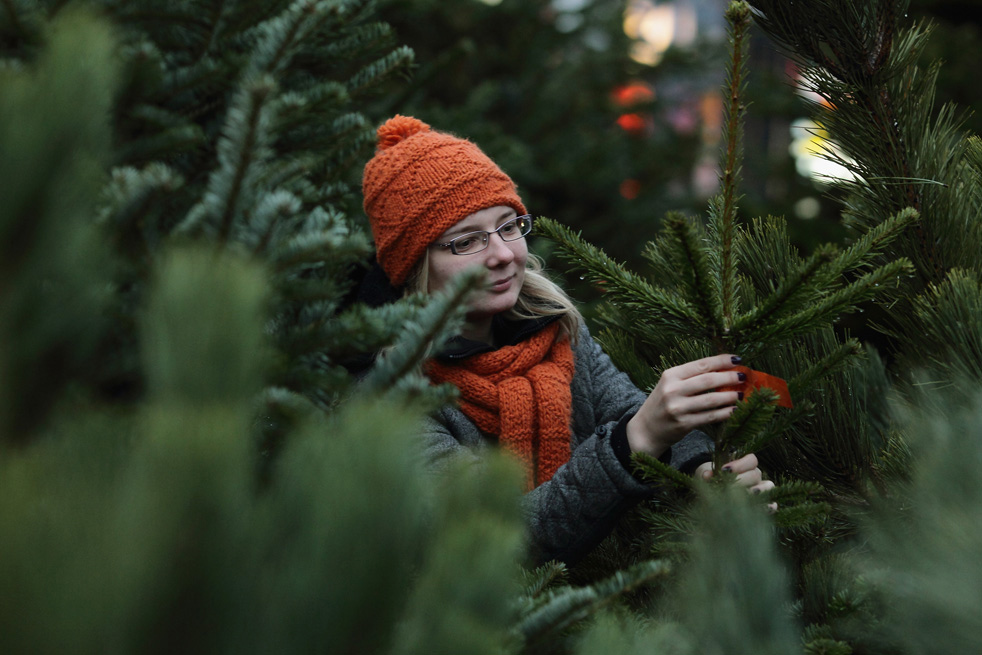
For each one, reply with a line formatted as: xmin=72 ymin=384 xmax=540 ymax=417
xmin=451 ymin=232 xmax=487 ymax=255
xmin=499 ymin=215 xmax=532 ymax=241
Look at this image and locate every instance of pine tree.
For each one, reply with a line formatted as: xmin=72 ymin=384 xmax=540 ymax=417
xmin=539 ymin=0 xmax=910 ymax=556
xmin=532 ymin=1 xmax=982 ymax=653
xmin=1 ymin=0 xmax=481 ymax=460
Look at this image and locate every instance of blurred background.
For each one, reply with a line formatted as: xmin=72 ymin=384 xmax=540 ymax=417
xmin=367 ymin=0 xmax=982 ymax=308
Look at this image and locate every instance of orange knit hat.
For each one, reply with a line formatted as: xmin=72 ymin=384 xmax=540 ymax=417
xmin=362 ymin=115 xmax=527 ymax=286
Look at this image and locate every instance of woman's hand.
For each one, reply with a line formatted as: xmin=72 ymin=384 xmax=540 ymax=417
xmin=694 ymin=453 xmax=775 ymax=495
xmin=626 ymin=354 xmax=745 ymax=458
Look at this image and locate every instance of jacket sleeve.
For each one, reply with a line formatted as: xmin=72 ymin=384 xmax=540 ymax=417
xmin=520 ymin=323 xmax=712 ymax=564
xmin=415 ymin=323 xmax=713 ymax=566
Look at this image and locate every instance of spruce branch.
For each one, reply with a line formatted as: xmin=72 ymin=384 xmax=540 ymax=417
xmin=743 ymin=400 xmax=817 ymax=456
xmin=714 ymin=1 xmax=751 ymax=325
xmin=521 ymin=561 xmax=568 ymax=600
xmin=718 ymin=387 xmax=778 ymax=460
xmin=359 ymin=269 xmax=482 ymax=398
xmin=822 ymin=207 xmax=919 ymax=280
xmin=745 ymin=259 xmax=913 ymax=345
xmin=346 ymin=45 xmax=414 ymax=95
xmin=732 ymin=244 xmax=837 ymax=336
xmin=788 ymin=339 xmax=864 ymax=401
xmin=514 ymin=559 xmax=671 ymax=652
xmin=771 ymin=501 xmax=832 ymax=530
xmin=537 ymin=217 xmax=704 ymax=335
xmin=631 ymin=451 xmax=696 ymax=493
xmin=177 ymin=74 xmax=276 ymax=241
xmin=665 ymin=213 xmax=724 ymax=333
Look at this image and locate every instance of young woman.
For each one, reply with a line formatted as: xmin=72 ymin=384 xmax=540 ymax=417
xmin=359 ymin=115 xmax=773 ymax=565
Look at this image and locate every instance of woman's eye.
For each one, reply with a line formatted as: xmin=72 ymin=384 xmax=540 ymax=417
xmin=455 ymin=238 xmax=475 ymax=250
xmin=500 ymin=222 xmax=517 ymax=234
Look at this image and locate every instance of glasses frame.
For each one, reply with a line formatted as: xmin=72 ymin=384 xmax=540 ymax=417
xmin=434 ymin=214 xmax=534 ymax=256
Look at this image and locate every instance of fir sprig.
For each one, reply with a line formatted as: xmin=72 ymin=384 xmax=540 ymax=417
xmin=537 ymin=217 xmax=704 ymax=336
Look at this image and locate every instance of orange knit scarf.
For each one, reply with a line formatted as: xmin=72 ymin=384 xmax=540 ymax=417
xmin=426 ymin=322 xmax=575 ymax=490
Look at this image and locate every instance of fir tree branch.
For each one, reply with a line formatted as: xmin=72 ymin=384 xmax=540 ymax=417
xmin=514 ymin=559 xmax=671 ymax=652
xmin=537 ymin=217 xmax=704 ymax=335
xmin=714 ymin=1 xmax=751 ymax=325
xmin=346 ymin=45 xmax=415 ymax=95
xmin=218 ymin=76 xmax=273 ymax=241
xmin=718 ymin=388 xmax=777 ymax=458
xmin=665 ymin=213 xmax=724 ymax=333
xmin=359 ymin=270 xmax=481 ymax=397
xmin=745 ymin=259 xmax=913 ymax=345
xmin=788 ymin=338 xmax=863 ymax=400
xmin=631 ymin=451 xmax=696 ymax=493
xmin=823 ymin=207 xmax=919 ymax=280
xmin=732 ymin=244 xmax=837 ymax=335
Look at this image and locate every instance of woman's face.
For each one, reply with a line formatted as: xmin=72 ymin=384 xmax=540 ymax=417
xmin=427 ymin=205 xmax=528 ymax=332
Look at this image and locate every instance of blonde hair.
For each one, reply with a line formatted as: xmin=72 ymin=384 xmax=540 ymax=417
xmin=404 ymin=251 xmax=583 ymax=344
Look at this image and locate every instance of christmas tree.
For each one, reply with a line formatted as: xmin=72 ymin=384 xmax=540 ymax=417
xmin=533 ymin=1 xmax=982 ymax=652
xmin=4 ymin=0 xmax=982 ymax=653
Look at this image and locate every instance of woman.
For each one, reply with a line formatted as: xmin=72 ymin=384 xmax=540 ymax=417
xmin=359 ymin=115 xmax=772 ymax=565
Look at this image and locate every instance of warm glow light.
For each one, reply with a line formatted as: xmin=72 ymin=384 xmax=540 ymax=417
xmin=630 ymin=41 xmax=663 ymax=66
xmin=790 ymin=118 xmax=856 ymax=184
xmin=624 ymin=1 xmax=700 ymax=66
xmin=638 ymin=5 xmax=675 ymax=54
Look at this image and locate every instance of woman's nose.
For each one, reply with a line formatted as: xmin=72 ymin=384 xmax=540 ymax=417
xmin=484 ymin=230 xmax=515 ymax=264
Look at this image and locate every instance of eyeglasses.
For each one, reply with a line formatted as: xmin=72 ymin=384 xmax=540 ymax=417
xmin=434 ymin=215 xmax=533 ymax=256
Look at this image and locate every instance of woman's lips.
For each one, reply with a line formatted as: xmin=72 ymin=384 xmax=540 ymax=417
xmin=489 ymin=275 xmax=513 ymax=291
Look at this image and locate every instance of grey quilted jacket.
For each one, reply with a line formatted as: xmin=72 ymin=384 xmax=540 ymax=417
xmin=419 ymin=321 xmax=713 ymax=565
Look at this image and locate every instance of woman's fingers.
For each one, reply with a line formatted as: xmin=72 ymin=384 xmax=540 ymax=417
xmin=751 ymin=480 xmax=776 ymax=494
xmin=721 ymin=452 xmax=759 ymax=474
xmin=668 ymin=354 xmax=741 ymax=380
xmin=673 ymin=390 xmax=742 ymax=415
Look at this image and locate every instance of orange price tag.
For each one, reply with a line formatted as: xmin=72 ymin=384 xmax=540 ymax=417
xmin=719 ymin=365 xmax=793 ymax=408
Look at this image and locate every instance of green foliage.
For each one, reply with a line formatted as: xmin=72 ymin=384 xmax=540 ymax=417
xmin=0 ymin=9 xmax=116 ymax=441
xmin=515 ymin=559 xmax=672 ymax=654
xmin=0 ymin=246 xmax=529 ymax=653
xmin=4 ymin=1 xmax=982 ymax=654
xmin=671 ymin=485 xmax=800 ymax=655
xmin=537 ymin=4 xmax=911 ymax=496
xmin=858 ymin=387 xmax=982 ymax=654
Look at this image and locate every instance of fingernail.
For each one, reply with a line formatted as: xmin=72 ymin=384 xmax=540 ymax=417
xmin=737 ymin=372 xmax=747 ymax=382
xmin=731 ymin=356 xmax=742 ymax=365
xmin=753 ymin=488 xmax=761 ymax=494
xmin=721 ymin=466 xmax=732 ymax=473
xmin=738 ymin=392 xmax=744 ymax=401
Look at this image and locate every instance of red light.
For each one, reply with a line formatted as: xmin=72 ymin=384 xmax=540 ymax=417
xmin=619 ymin=179 xmax=641 ymax=199
xmin=616 ymin=113 xmax=646 ymax=133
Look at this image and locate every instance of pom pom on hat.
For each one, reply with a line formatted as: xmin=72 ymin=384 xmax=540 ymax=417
xmin=376 ymin=115 xmax=430 ymax=150
xmin=362 ymin=115 xmax=527 ymax=287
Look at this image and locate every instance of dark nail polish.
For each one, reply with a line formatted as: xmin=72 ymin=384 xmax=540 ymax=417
xmin=738 ymin=392 xmax=744 ymax=401
xmin=731 ymin=356 xmax=742 ymax=365
xmin=737 ymin=372 xmax=747 ymax=382
xmin=753 ymin=488 xmax=762 ymax=494
xmin=722 ymin=466 xmax=732 ymax=473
